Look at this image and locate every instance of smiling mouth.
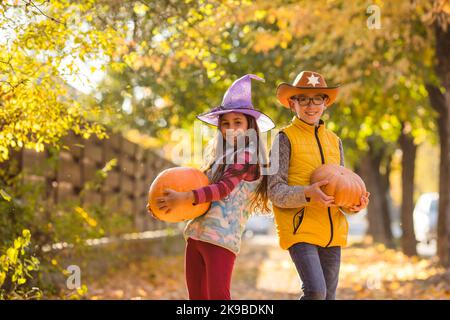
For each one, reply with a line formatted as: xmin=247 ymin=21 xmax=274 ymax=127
xmin=305 ymin=112 xmax=318 ymax=116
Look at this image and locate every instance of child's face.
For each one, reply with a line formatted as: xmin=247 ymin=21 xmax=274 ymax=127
xmin=219 ymin=112 xmax=249 ymax=143
xmin=289 ymin=93 xmax=327 ymax=125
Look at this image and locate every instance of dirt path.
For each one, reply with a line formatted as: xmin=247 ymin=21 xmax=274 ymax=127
xmin=83 ymin=235 xmax=450 ymax=300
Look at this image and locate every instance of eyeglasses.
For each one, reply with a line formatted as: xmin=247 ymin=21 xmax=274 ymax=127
xmin=290 ymin=94 xmax=328 ymax=106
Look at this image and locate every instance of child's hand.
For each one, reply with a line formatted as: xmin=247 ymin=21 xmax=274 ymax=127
xmin=156 ymin=189 xmax=194 ymax=214
xmin=146 ymin=203 xmax=160 ymax=220
xmin=304 ymin=180 xmax=336 ymax=207
xmin=344 ymin=192 xmax=370 ymax=212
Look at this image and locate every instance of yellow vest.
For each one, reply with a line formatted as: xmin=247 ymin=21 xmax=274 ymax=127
xmin=273 ymin=116 xmax=348 ymax=249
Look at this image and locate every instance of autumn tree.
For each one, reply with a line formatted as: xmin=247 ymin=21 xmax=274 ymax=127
xmin=0 ymin=0 xmax=121 ymax=164
xmin=424 ymin=0 xmax=450 ymax=266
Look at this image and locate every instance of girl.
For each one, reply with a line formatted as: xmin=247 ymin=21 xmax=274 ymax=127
xmin=150 ymin=74 xmax=274 ymax=300
xmin=268 ymin=71 xmax=370 ymax=300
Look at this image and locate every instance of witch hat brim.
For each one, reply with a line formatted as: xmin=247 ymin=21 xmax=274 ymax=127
xmin=197 ymin=107 xmax=275 ymax=132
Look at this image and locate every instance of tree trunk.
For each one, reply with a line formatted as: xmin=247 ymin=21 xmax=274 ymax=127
xmin=398 ymin=124 xmax=418 ymax=256
xmin=426 ymin=21 xmax=450 ymax=266
xmin=360 ymin=141 xmax=394 ymax=247
xmin=360 ymin=153 xmax=384 ymax=243
xmin=427 ymin=84 xmax=448 ymax=262
xmin=380 ymin=151 xmax=395 ymax=248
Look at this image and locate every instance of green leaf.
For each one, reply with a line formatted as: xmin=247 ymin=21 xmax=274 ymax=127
xmin=0 ymin=272 xmax=6 ymax=287
xmin=7 ymin=248 xmax=18 ymax=264
xmin=0 ymin=189 xmax=12 ymax=202
xmin=22 ymin=229 xmax=31 ymax=238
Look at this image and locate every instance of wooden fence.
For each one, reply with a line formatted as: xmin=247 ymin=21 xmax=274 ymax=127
xmin=12 ymin=131 xmax=176 ymax=232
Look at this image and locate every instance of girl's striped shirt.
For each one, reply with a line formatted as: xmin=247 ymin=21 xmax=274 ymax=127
xmin=192 ymin=151 xmax=259 ymax=204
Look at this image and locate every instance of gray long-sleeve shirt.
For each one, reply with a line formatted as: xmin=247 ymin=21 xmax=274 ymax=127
xmin=268 ymin=132 xmax=345 ymax=209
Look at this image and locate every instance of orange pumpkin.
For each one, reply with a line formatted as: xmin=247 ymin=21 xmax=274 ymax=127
xmin=148 ymin=167 xmax=210 ymax=222
xmin=310 ymin=164 xmax=367 ymax=209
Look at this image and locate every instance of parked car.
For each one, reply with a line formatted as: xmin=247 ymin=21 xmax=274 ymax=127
xmin=413 ymin=192 xmax=439 ymax=244
xmin=346 ymin=208 xmax=368 ymax=237
xmin=243 ymin=215 xmax=275 ymax=238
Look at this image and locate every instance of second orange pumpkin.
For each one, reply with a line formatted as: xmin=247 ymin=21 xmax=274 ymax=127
xmin=310 ymin=164 xmax=367 ymax=208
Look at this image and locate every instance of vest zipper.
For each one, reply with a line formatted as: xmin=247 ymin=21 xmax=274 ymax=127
xmin=314 ymin=125 xmax=325 ymax=164
xmin=314 ymin=125 xmax=334 ymax=247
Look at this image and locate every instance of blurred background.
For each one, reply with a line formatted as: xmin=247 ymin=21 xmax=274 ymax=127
xmin=1 ymin=0 xmax=450 ymax=299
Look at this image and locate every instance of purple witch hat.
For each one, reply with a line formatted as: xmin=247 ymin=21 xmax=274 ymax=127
xmin=196 ymin=74 xmax=275 ymax=132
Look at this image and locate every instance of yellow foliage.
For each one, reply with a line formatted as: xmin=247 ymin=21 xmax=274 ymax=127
xmin=74 ymin=207 xmax=98 ymax=227
xmin=0 ymin=0 xmax=123 ymax=162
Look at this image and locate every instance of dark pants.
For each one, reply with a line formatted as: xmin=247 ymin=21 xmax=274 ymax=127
xmin=288 ymin=242 xmax=341 ymax=300
xmin=185 ymin=237 xmax=236 ymax=300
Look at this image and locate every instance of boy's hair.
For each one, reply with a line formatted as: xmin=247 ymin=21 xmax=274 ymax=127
xmin=202 ymin=114 xmax=271 ymax=215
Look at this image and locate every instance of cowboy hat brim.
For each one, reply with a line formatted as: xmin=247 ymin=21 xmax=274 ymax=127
xmin=276 ymin=83 xmax=340 ymax=108
xmin=196 ymin=108 xmax=275 ymax=132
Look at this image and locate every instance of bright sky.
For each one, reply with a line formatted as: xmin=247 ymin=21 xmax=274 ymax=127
xmin=58 ymin=55 xmax=108 ymax=95
xmin=1 ymin=4 xmax=108 ymax=96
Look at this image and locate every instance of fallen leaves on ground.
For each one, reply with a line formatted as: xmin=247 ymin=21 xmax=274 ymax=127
xmin=80 ymin=236 xmax=450 ymax=300
xmin=338 ymin=242 xmax=450 ymax=299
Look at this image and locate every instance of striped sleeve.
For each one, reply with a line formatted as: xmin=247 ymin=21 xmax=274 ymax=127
xmin=192 ymin=151 xmax=259 ymax=204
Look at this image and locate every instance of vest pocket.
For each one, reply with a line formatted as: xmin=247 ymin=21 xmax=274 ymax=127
xmin=293 ymin=207 xmax=305 ymax=235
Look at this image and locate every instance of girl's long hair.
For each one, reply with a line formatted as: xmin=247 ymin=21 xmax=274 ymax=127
xmin=202 ymin=114 xmax=271 ymax=215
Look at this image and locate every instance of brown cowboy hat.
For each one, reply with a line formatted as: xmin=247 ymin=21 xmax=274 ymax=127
xmin=276 ymin=71 xmax=340 ymax=108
